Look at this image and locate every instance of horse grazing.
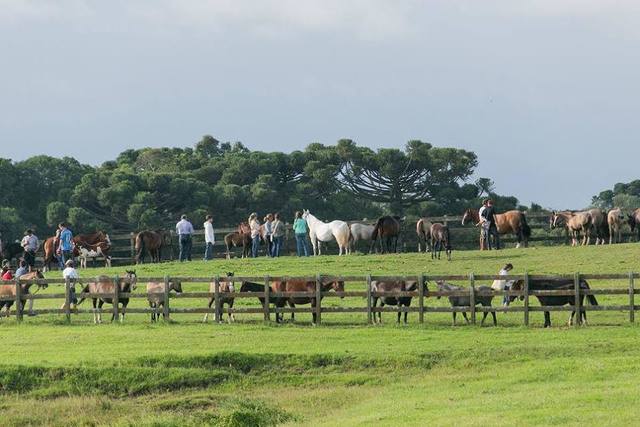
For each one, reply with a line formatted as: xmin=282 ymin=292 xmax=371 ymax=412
xmin=302 ymin=210 xmax=351 ymax=256
xmin=203 ymin=274 xmax=236 ymax=323
xmin=416 ymin=218 xmax=433 ymax=252
xmin=77 ymin=270 xmax=137 ymax=323
xmin=461 ymin=208 xmax=531 ymax=248
xmin=135 ymin=230 xmax=167 ymax=263
xmin=587 ymin=208 xmax=608 ymax=245
xmin=608 ymin=208 xmax=626 ymax=244
xmin=550 ymin=211 xmax=592 ymax=246
xmin=371 ymin=216 xmax=401 ymax=254
xmin=349 ymin=223 xmax=376 ymax=253
xmin=0 ymin=270 xmax=48 ymax=318
xmin=146 ymin=280 xmax=183 ymax=322
xmin=271 ymin=278 xmax=345 ymax=324
xmin=224 ymin=230 xmax=251 ymax=259
xmin=508 ymin=278 xmax=598 ymax=327
xmin=370 ymin=279 xmax=427 ymax=324
xmin=436 ymin=281 xmax=496 ymax=326
xmin=430 ymin=223 xmax=452 ymax=261
xmin=628 ymin=208 xmax=640 ymax=241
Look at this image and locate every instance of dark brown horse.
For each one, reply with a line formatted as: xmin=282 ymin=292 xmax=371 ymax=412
xmin=371 ymin=216 xmax=401 ymax=253
xmin=77 ymin=270 xmax=137 ymax=323
xmin=224 ymin=223 xmax=253 ymax=259
xmin=135 ymin=230 xmax=168 ymax=263
xmin=430 ymin=223 xmax=452 ymax=261
xmin=628 ymin=208 xmax=640 ymax=241
xmin=416 ymin=218 xmax=433 ymax=252
xmin=461 ymin=208 xmax=531 ymax=248
xmin=0 ymin=270 xmax=48 ymax=318
xmin=271 ymin=278 xmax=345 ymax=324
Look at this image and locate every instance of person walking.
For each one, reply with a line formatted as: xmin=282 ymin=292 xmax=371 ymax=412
xmin=203 ymin=215 xmax=215 ymax=261
xmin=21 ymin=229 xmax=39 ymax=270
xmin=263 ymin=213 xmax=274 ymax=257
xmin=293 ymin=211 xmax=310 ymax=257
xmin=58 ymin=223 xmax=75 ymax=268
xmin=249 ymin=213 xmax=261 ymax=258
xmin=483 ymin=199 xmax=500 ymax=250
xmin=175 ymin=215 xmax=194 ymax=262
xmin=271 ymin=213 xmax=285 ymax=257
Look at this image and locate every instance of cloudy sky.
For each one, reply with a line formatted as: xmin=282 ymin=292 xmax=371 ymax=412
xmin=1 ymin=0 xmax=639 ymax=208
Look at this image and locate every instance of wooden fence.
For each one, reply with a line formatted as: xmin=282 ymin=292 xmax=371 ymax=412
xmin=1 ymin=273 xmax=639 ymax=327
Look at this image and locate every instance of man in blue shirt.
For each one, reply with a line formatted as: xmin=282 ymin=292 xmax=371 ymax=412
xmin=58 ymin=223 xmax=75 ymax=268
xmin=175 ymin=215 xmax=194 ymax=262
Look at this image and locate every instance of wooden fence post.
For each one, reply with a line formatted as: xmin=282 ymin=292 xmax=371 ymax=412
xmin=315 ymin=273 xmax=322 ymax=325
xmin=130 ymin=232 xmax=135 ymax=262
xmin=366 ymin=274 xmax=372 ymax=324
xmin=469 ymin=273 xmax=476 ymax=325
xmin=64 ymin=277 xmax=71 ymax=323
xmin=214 ymin=275 xmax=221 ymax=323
xmin=419 ymin=274 xmax=425 ymax=324
xmin=523 ymin=271 xmax=530 ymax=326
xmin=574 ymin=272 xmax=581 ymax=328
xmin=113 ymin=275 xmax=120 ymax=322
xmin=630 ymin=272 xmax=635 ymax=324
xmin=163 ymin=275 xmax=170 ymax=321
xmin=264 ymin=275 xmax=270 ymax=321
xmin=14 ymin=277 xmax=22 ymax=322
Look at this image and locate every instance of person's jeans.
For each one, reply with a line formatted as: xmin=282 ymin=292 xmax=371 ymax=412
xmin=265 ymin=235 xmax=273 ymax=257
xmin=489 ymin=226 xmax=500 ymax=250
xmin=24 ymin=250 xmax=36 ymax=268
xmin=60 ymin=250 xmax=73 ymax=268
xmin=204 ymin=242 xmax=214 ymax=260
xmin=179 ymin=235 xmax=192 ymax=261
xmin=295 ymin=233 xmax=309 ymax=257
xmin=271 ymin=236 xmax=283 ymax=257
xmin=251 ymin=235 xmax=260 ymax=258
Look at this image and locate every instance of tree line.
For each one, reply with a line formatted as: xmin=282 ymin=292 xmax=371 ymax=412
xmin=0 ymin=136 xmax=533 ymax=242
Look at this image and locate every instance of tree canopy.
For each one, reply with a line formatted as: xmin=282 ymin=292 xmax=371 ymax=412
xmin=592 ymin=180 xmax=640 ymax=210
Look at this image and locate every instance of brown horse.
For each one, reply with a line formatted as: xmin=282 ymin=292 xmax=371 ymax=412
xmin=43 ymin=235 xmax=63 ymax=271
xmin=370 ymin=279 xmax=427 ymax=324
xmin=371 ymin=216 xmax=401 ymax=254
xmin=461 ymin=208 xmax=531 ymax=248
xmin=43 ymin=230 xmax=109 ymax=271
xmin=550 ymin=211 xmax=592 ymax=246
xmin=77 ymin=270 xmax=137 ymax=323
xmin=203 ymin=274 xmax=236 ymax=323
xmin=146 ymin=280 xmax=183 ymax=322
xmin=416 ymin=218 xmax=433 ymax=252
xmin=74 ymin=231 xmax=109 ymax=246
xmin=608 ymin=208 xmax=626 ymax=244
xmin=628 ymin=208 xmax=640 ymax=241
xmin=587 ymin=208 xmax=608 ymax=245
xmin=135 ymin=230 xmax=168 ymax=263
xmin=0 ymin=270 xmax=48 ymax=318
xmin=224 ymin=223 xmax=252 ymax=259
xmin=271 ymin=278 xmax=345 ymax=324
xmin=430 ymin=223 xmax=452 ymax=261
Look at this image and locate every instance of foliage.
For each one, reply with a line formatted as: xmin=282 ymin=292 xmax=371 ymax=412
xmin=592 ymin=179 xmax=640 ymax=209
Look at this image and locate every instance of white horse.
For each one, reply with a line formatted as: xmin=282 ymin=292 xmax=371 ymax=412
xmin=302 ymin=210 xmax=351 ymax=256
xmin=349 ymin=223 xmax=375 ymax=253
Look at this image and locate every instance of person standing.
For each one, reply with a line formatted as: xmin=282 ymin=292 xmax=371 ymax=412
xmin=491 ymin=263 xmax=514 ymax=306
xmin=271 ymin=213 xmax=285 ymax=257
xmin=249 ymin=213 xmax=261 ymax=258
xmin=176 ymin=215 xmax=194 ymax=262
xmin=263 ymin=213 xmax=274 ymax=257
xmin=293 ymin=211 xmax=310 ymax=257
xmin=62 ymin=259 xmax=80 ymax=310
xmin=203 ymin=215 xmax=215 ymax=261
xmin=483 ymin=199 xmax=500 ymax=250
xmin=21 ymin=229 xmax=39 ymax=270
xmin=58 ymin=223 xmax=75 ymax=268
xmin=476 ymin=200 xmax=490 ymax=250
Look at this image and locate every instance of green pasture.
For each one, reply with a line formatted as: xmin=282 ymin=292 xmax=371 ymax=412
xmin=1 ymin=244 xmax=640 ymax=426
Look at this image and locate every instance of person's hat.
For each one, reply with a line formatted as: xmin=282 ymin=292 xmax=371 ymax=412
xmin=504 ymin=263 xmax=513 ymax=270
xmin=181 ymin=214 xmax=187 ymax=220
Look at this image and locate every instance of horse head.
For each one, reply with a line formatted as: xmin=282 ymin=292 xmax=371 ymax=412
xmin=435 ymin=280 xmax=445 ymax=299
xmin=302 ymin=209 xmax=310 ymax=219
xmin=549 ymin=211 xmax=559 ymax=229
xmin=124 ymin=270 xmax=137 ymax=291
xmin=506 ymin=280 xmax=525 ymax=305
xmin=171 ymin=280 xmax=183 ymax=293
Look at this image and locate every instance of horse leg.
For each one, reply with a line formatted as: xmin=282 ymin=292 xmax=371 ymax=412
xmin=98 ymin=300 xmax=105 ymax=324
xmin=462 ymin=311 xmax=470 ymax=324
xmin=396 ymin=305 xmax=401 ymax=324
xmin=544 ymin=311 xmax=551 ymax=328
xmin=120 ymin=302 xmax=127 ymax=323
xmin=404 ymin=304 xmax=409 ymax=324
xmin=228 ymin=300 xmax=235 ymax=323
xmin=452 ymin=310 xmax=457 ymax=326
xmin=372 ymin=297 xmax=378 ymax=323
xmin=288 ymin=300 xmax=295 ymax=322
xmin=492 ymin=310 xmax=497 ymax=326
xmin=481 ymin=311 xmax=488 ymax=326
xmin=203 ymin=298 xmax=213 ymax=322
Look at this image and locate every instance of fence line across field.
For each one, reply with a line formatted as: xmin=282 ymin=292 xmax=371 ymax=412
xmin=2 ymin=272 xmax=640 ymax=326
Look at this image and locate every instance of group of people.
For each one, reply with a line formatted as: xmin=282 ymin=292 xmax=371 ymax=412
xmin=476 ymin=199 xmax=501 ymax=250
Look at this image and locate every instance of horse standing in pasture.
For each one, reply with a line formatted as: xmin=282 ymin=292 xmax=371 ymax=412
xmin=224 ymin=231 xmax=251 ymax=259
xmin=203 ymin=274 xmax=236 ymax=323
xmin=271 ymin=278 xmax=345 ymax=324
xmin=370 ymin=279 xmax=427 ymax=324
xmin=146 ymin=280 xmax=183 ymax=322
xmin=302 ymin=210 xmax=351 ymax=256
xmin=436 ymin=281 xmax=497 ymax=326
xmin=135 ymin=230 xmax=168 ymax=264
xmin=349 ymin=223 xmax=376 ymax=253
xmin=370 ymin=216 xmax=401 ymax=254
xmin=628 ymin=208 xmax=640 ymax=241
xmin=587 ymin=208 xmax=608 ymax=245
xmin=461 ymin=208 xmax=531 ymax=248
xmin=507 ymin=278 xmax=598 ymax=327
xmin=0 ymin=270 xmax=47 ymax=318
xmin=430 ymin=223 xmax=452 ymax=261
xmin=416 ymin=218 xmax=433 ymax=252
xmin=77 ymin=270 xmax=137 ymax=323
xmin=550 ymin=211 xmax=592 ymax=246
xmin=608 ymin=208 xmax=626 ymax=244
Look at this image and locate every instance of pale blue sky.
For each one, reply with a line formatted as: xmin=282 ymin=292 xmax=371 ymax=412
xmin=1 ymin=1 xmax=639 ymax=208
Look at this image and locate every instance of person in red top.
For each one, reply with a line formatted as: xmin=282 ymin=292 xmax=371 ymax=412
xmin=1 ymin=264 xmax=13 ymax=281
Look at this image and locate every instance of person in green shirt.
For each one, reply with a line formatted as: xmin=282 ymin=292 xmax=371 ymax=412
xmin=293 ymin=211 xmax=310 ymax=257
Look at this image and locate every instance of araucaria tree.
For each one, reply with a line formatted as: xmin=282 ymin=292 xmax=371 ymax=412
xmin=335 ymin=139 xmax=478 ymax=215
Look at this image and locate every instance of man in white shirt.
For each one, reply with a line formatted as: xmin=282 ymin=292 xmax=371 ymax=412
xmin=62 ymin=260 xmax=80 ymax=310
xmin=21 ymin=229 xmax=39 ymax=270
xmin=175 ymin=214 xmax=195 ymax=262
xmin=203 ymin=215 xmax=215 ymax=261
xmin=476 ymin=200 xmax=490 ymax=250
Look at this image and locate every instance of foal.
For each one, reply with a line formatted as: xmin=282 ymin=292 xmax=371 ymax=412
xmin=436 ymin=281 xmax=497 ymax=326
xmin=430 ymin=223 xmax=452 ymax=261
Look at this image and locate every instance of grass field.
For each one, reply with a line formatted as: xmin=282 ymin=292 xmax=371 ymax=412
xmin=2 ymin=244 xmax=640 ymax=426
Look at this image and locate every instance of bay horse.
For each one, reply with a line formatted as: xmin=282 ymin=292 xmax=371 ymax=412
xmin=146 ymin=280 xmax=183 ymax=322
xmin=371 ymin=216 xmax=401 ymax=254
xmin=0 ymin=270 xmax=48 ymax=318
xmin=77 ymin=270 xmax=137 ymax=323
xmin=349 ymin=223 xmax=375 ymax=253
xmin=461 ymin=208 xmax=531 ymax=248
xmin=370 ymin=279 xmax=427 ymax=324
xmin=550 ymin=211 xmax=592 ymax=246
xmin=42 ymin=235 xmax=61 ymax=271
xmin=507 ymin=278 xmax=598 ymax=327
xmin=135 ymin=230 xmax=167 ymax=263
xmin=416 ymin=218 xmax=433 ymax=252
xmin=436 ymin=281 xmax=496 ymax=326
xmin=302 ymin=210 xmax=351 ymax=256
xmin=224 ymin=230 xmax=251 ymax=259
xmin=271 ymin=278 xmax=345 ymax=324
xmin=608 ymin=208 xmax=626 ymax=244
xmin=628 ymin=208 xmax=640 ymax=241
xmin=430 ymin=223 xmax=452 ymax=261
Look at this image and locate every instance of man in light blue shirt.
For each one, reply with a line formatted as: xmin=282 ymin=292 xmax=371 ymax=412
xmin=58 ymin=223 xmax=74 ymax=269
xmin=175 ymin=215 xmax=194 ymax=262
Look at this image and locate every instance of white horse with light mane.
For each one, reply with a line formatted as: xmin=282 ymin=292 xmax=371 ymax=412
xmin=302 ymin=210 xmax=351 ymax=256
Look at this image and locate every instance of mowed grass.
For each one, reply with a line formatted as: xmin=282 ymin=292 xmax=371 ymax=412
xmin=1 ymin=243 xmax=640 ymax=426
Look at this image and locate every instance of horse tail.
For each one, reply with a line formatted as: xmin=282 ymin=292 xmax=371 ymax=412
xmin=582 ymin=281 xmax=598 ymax=305
xmin=521 ymin=213 xmax=531 ymax=238
xmin=371 ymin=218 xmax=384 ymax=241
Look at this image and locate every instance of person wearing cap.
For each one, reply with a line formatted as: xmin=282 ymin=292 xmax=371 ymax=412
xmin=21 ymin=229 xmax=39 ymax=270
xmin=491 ymin=263 xmax=514 ymax=306
xmin=248 ymin=213 xmax=261 ymax=258
xmin=62 ymin=259 xmax=79 ymax=309
xmin=203 ymin=215 xmax=215 ymax=261
xmin=176 ymin=214 xmax=194 ymax=262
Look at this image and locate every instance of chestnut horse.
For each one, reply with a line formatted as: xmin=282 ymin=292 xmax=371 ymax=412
xmin=461 ymin=208 xmax=531 ymax=248
xmin=224 ymin=223 xmax=252 ymax=259
xmin=0 ymin=270 xmax=48 ymax=318
xmin=416 ymin=218 xmax=433 ymax=253
xmin=271 ymin=278 xmax=345 ymax=324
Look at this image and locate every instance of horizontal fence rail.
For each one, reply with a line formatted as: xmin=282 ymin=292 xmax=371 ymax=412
xmin=1 ymin=272 xmax=639 ymax=327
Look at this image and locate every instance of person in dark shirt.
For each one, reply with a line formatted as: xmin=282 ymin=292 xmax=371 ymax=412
xmin=482 ymin=199 xmax=501 ymax=250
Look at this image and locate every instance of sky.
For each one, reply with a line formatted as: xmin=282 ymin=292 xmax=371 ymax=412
xmin=1 ymin=0 xmax=639 ymax=209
